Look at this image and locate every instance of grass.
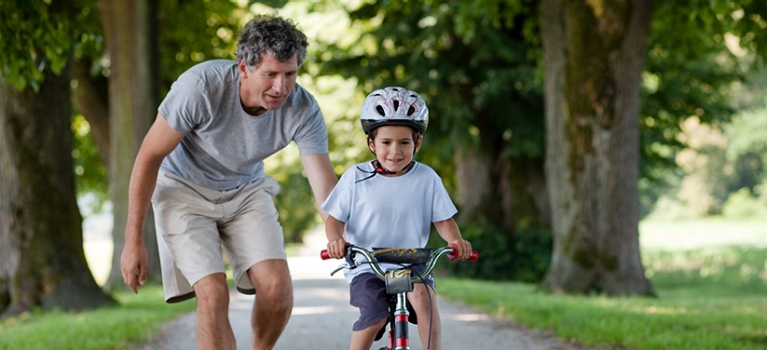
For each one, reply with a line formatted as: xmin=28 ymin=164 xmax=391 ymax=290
xmin=437 ymin=219 xmax=767 ymax=350
xmin=2 ymin=218 xmax=765 ymax=349
xmin=0 ymin=285 xmax=196 ymax=350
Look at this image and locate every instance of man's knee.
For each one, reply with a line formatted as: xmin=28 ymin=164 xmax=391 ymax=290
xmin=194 ymin=273 xmax=230 ymax=310
xmin=248 ymin=260 xmax=293 ymax=302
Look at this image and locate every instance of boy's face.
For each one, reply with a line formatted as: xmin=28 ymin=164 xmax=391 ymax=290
xmin=368 ymin=125 xmax=422 ymax=174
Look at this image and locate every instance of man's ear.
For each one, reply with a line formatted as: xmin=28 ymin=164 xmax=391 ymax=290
xmin=237 ymin=60 xmax=249 ymax=78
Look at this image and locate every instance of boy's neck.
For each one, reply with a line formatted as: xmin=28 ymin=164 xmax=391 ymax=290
xmin=373 ymin=160 xmax=415 ymax=177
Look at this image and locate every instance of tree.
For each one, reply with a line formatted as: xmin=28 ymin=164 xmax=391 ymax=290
xmin=0 ymin=0 xmax=115 ymax=316
xmin=97 ymin=0 xmax=162 ymax=291
xmin=539 ymin=0 xmax=655 ymax=295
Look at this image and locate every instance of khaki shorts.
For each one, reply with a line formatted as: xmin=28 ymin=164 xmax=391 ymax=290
xmin=152 ymin=171 xmax=286 ymax=303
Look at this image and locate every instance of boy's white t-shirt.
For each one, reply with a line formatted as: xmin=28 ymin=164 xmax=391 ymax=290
xmin=321 ymin=161 xmax=458 ymax=283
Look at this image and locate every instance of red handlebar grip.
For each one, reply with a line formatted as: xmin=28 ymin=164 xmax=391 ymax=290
xmin=320 ymin=242 xmax=351 ymax=260
xmin=447 ymin=243 xmax=479 ymax=262
xmin=468 ymin=250 xmax=479 ymax=262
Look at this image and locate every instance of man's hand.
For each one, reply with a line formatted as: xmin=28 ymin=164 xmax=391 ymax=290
xmin=120 ymin=241 xmax=148 ymax=294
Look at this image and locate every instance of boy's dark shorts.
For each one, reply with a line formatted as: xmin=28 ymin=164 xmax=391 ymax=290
xmin=349 ymin=264 xmax=435 ymax=335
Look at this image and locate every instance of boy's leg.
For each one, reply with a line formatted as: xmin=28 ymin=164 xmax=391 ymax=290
xmin=408 ymin=283 xmax=442 ymax=350
xmin=349 ymin=318 xmax=388 ymax=350
xmin=247 ymin=259 xmax=293 ymax=350
xmin=194 ymin=273 xmax=236 ymax=350
xmin=349 ymin=274 xmax=391 ymax=350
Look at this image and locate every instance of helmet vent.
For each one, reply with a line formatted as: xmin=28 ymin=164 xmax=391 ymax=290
xmin=376 ymin=105 xmax=386 ymax=116
xmin=393 ymin=100 xmax=400 ymax=111
xmin=408 ymin=106 xmax=415 ymax=116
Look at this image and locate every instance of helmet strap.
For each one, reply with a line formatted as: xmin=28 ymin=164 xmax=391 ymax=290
xmin=354 ymin=160 xmax=414 ymax=183
xmin=373 ymin=160 xmax=398 ymax=175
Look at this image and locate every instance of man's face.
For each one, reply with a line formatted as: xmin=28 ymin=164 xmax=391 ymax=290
xmin=238 ymin=51 xmax=298 ymax=115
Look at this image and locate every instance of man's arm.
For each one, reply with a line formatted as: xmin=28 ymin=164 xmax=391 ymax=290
xmin=299 ymin=153 xmax=337 ymax=222
xmin=121 ymin=114 xmax=185 ymax=293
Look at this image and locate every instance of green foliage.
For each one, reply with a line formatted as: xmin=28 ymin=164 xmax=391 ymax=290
xmin=435 ymin=222 xmax=552 ymax=283
xmin=0 ymin=0 xmax=72 ymax=92
xmin=157 ymin=0 xmax=242 ymax=95
xmin=317 ymin=0 xmax=544 ymax=186
xmin=71 ymin=115 xmax=108 ymax=207
xmin=722 ymin=187 xmax=767 ymax=219
xmin=725 ymin=107 xmax=767 ymax=193
xmin=639 ymin=0 xmax=747 ymax=216
xmin=0 ymin=285 xmax=195 ymax=350
xmin=319 ymin=0 xmax=764 ymax=222
xmin=273 ymin=171 xmax=320 ymax=244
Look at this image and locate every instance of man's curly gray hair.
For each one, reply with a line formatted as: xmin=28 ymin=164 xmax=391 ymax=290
xmin=236 ymin=14 xmax=308 ymax=71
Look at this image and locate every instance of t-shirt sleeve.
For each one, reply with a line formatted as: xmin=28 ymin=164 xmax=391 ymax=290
xmin=321 ymin=168 xmax=353 ymax=222
xmin=293 ymin=93 xmax=329 ymax=156
xmin=431 ymin=173 xmax=458 ymax=222
xmin=158 ymin=72 xmax=209 ymax=133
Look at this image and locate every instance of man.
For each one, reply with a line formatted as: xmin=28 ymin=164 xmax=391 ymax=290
xmin=120 ymin=15 xmax=337 ymax=350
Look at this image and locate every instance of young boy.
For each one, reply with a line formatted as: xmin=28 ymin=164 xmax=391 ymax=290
xmin=323 ymin=87 xmax=473 ymax=350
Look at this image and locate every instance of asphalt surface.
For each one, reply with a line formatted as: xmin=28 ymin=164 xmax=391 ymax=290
xmin=134 ymin=232 xmax=583 ymax=350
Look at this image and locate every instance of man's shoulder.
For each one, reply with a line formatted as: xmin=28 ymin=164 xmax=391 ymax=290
xmin=287 ymin=83 xmax=317 ymax=105
xmin=180 ymin=60 xmax=238 ymax=81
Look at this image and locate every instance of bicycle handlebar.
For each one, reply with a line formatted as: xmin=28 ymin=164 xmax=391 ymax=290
xmin=320 ymin=243 xmax=478 ymax=280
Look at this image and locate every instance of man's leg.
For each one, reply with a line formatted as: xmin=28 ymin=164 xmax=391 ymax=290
xmin=194 ymin=273 xmax=235 ymax=350
xmin=247 ymin=259 xmax=293 ymax=350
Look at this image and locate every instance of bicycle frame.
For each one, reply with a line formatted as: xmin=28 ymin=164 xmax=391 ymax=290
xmin=321 ymin=244 xmax=478 ymax=350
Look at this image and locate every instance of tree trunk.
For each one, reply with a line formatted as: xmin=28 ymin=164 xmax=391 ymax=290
xmin=539 ymin=0 xmax=655 ymax=296
xmin=99 ymin=0 xmax=161 ymax=290
xmin=455 ymin=146 xmax=550 ymax=232
xmin=0 ymin=58 xmax=115 ymax=317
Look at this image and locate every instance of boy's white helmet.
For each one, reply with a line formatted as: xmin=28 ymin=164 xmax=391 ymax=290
xmin=360 ymin=87 xmax=429 ymax=135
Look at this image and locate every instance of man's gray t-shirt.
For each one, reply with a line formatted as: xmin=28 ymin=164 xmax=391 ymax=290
xmin=158 ymin=59 xmax=328 ymax=191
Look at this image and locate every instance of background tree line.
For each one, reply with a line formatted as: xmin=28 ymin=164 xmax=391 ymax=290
xmin=2 ymin=0 xmax=767 ymax=317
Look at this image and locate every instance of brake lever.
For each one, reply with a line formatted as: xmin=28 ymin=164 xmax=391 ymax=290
xmin=330 ymin=264 xmax=346 ymax=276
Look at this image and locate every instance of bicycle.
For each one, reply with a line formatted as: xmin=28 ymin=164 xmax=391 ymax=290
xmin=320 ymin=243 xmax=478 ymax=350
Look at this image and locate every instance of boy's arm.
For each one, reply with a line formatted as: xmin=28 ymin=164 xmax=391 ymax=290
xmin=433 ymin=218 xmax=473 ymax=260
xmin=325 ymin=215 xmax=347 ymax=259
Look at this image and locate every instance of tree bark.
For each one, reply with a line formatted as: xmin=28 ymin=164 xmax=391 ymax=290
xmin=0 ymin=56 xmax=115 ymax=317
xmin=540 ymin=0 xmax=655 ymax=296
xmin=99 ymin=0 xmax=161 ymax=290
xmin=455 ymin=146 xmax=550 ymax=232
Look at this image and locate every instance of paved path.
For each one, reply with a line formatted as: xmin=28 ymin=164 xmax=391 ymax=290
xmin=135 ymin=231 xmax=583 ymax=350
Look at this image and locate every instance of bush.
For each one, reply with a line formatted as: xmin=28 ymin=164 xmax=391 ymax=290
xmin=434 ymin=222 xmax=552 ymax=283
xmin=722 ymin=187 xmax=767 ymax=219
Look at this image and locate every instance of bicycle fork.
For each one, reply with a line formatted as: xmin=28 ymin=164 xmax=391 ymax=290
xmin=389 ymin=293 xmax=410 ymax=350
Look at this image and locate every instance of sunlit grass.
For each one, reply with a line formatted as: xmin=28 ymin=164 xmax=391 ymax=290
xmin=438 ymin=219 xmax=767 ymax=350
xmin=0 ymin=285 xmax=195 ymax=350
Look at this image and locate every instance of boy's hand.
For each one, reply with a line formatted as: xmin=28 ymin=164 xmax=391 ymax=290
xmin=327 ymin=238 xmax=347 ymax=259
xmin=450 ymin=239 xmax=473 ymax=260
